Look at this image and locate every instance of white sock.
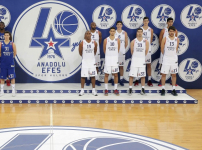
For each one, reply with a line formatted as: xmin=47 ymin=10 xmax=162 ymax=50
xmin=120 ymin=76 xmax=123 ymax=80
xmin=81 ymin=88 xmax=84 ymax=92
xmin=129 ymin=86 xmax=132 ymax=88
xmin=173 ymin=86 xmax=175 ymax=90
xmin=142 ymin=86 xmax=145 ymax=89
xmin=87 ymin=77 xmax=90 ymax=80
xmin=1 ymin=84 xmax=4 ymax=92
xmin=114 ymin=84 xmax=118 ymax=90
xmin=112 ymin=76 xmax=114 ymax=79
xmin=148 ymin=76 xmax=151 ymax=81
xmin=92 ymin=88 xmax=95 ymax=92
xmin=105 ymin=84 xmax=108 ymax=90
xmin=162 ymin=86 xmax=165 ymax=89
xmin=11 ymin=84 xmax=15 ymax=92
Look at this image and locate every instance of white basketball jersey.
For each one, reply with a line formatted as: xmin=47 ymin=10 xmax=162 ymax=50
xmin=163 ymin=36 xmax=178 ymax=65
xmin=131 ymin=38 xmax=146 ymax=67
xmin=141 ymin=26 xmax=151 ymax=52
xmin=91 ymin=30 xmax=100 ymax=55
xmin=115 ymin=30 xmax=125 ymax=54
xmin=82 ymin=40 xmax=95 ymax=68
xmin=105 ymin=37 xmax=119 ymax=66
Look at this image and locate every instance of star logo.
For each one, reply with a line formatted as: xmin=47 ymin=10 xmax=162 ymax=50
xmin=101 ymin=13 xmax=110 ymax=22
xmin=187 ymin=13 xmax=198 ymax=21
xmin=186 ymin=66 xmax=195 ymax=75
xmin=33 ymin=27 xmax=70 ymax=60
xmin=158 ymin=13 xmax=169 ymax=22
xmin=129 ymin=13 xmax=139 ymax=22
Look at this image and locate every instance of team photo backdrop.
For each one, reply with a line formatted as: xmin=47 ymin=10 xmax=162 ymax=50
xmin=0 ymin=0 xmax=202 ymax=88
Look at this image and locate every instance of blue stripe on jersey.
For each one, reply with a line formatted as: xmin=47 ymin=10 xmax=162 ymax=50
xmin=1 ymin=41 xmax=15 ymax=68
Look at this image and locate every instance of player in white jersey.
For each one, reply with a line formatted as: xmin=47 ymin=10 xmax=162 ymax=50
xmin=159 ymin=18 xmax=178 ymax=86
xmin=78 ymin=31 xmax=98 ymax=96
xmin=134 ymin=17 xmax=153 ymax=87
xmin=128 ymin=28 xmax=149 ymax=95
xmin=103 ymin=27 xmax=120 ymax=96
xmin=160 ymin=26 xmax=179 ymax=96
xmin=113 ymin=21 xmax=128 ymax=86
xmin=86 ymin=22 xmax=102 ymax=86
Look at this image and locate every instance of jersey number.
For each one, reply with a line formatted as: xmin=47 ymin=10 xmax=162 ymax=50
xmin=87 ymin=45 xmax=91 ymax=49
xmin=170 ymin=42 xmax=174 ymax=46
xmin=138 ymin=43 xmax=142 ymax=47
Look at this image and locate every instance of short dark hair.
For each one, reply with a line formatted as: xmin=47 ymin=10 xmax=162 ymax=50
xmin=168 ymin=26 xmax=176 ymax=31
xmin=110 ymin=27 xmax=116 ymax=31
xmin=4 ymin=31 xmax=12 ymax=41
xmin=116 ymin=21 xmax=123 ymax=25
xmin=136 ymin=28 xmax=143 ymax=32
xmin=143 ymin=17 xmax=149 ymax=20
xmin=167 ymin=17 xmax=173 ymax=22
xmin=0 ymin=21 xmax=5 ymax=25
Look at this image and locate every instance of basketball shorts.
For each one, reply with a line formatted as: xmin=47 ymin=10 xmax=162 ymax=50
xmin=104 ymin=66 xmax=119 ymax=74
xmin=118 ymin=55 xmax=125 ymax=66
xmin=129 ymin=67 xmax=146 ymax=78
xmin=159 ymin=52 xmax=163 ymax=64
xmin=1 ymin=68 xmax=16 ymax=79
xmin=81 ymin=67 xmax=97 ymax=77
xmin=95 ymin=54 xmax=101 ymax=67
xmin=145 ymin=51 xmax=152 ymax=64
xmin=161 ymin=64 xmax=178 ymax=74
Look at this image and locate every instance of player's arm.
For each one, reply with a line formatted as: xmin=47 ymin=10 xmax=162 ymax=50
xmin=176 ymin=38 xmax=179 ymax=53
xmin=98 ymin=31 xmax=102 ymax=45
xmin=94 ymin=41 xmax=97 ymax=55
xmin=130 ymin=40 xmax=134 ymax=55
xmin=103 ymin=39 xmax=107 ymax=54
xmin=151 ymin=28 xmax=154 ymax=44
xmin=161 ymin=37 xmax=166 ymax=55
xmin=159 ymin=29 xmax=164 ymax=47
xmin=145 ymin=40 xmax=149 ymax=56
xmin=118 ymin=38 xmax=120 ymax=53
xmin=78 ymin=41 xmax=83 ymax=56
xmin=125 ymin=32 xmax=128 ymax=48
xmin=0 ymin=42 xmax=1 ymax=57
xmin=13 ymin=43 xmax=17 ymax=57
xmin=175 ymin=29 xmax=178 ymax=37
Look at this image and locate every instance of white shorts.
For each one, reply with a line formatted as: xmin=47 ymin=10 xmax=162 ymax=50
xmin=104 ymin=66 xmax=119 ymax=74
xmin=161 ymin=64 xmax=178 ymax=74
xmin=129 ymin=67 xmax=146 ymax=77
xmin=159 ymin=52 xmax=163 ymax=64
xmin=95 ymin=55 xmax=100 ymax=67
xmin=81 ymin=67 xmax=97 ymax=77
xmin=145 ymin=51 xmax=152 ymax=64
xmin=118 ymin=56 xmax=125 ymax=66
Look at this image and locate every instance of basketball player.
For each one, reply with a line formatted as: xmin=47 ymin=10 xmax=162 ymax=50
xmin=103 ymin=27 xmax=120 ymax=96
xmin=114 ymin=21 xmax=128 ymax=86
xmin=0 ymin=22 xmax=11 ymax=86
xmin=134 ymin=17 xmax=153 ymax=87
xmin=160 ymin=26 xmax=179 ymax=96
xmin=128 ymin=28 xmax=149 ymax=95
xmin=78 ymin=31 xmax=98 ymax=96
xmin=159 ymin=18 xmax=178 ymax=86
xmin=85 ymin=22 xmax=102 ymax=86
xmin=0 ymin=31 xmax=17 ymax=96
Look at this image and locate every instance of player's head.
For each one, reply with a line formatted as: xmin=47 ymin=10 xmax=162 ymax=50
xmin=109 ymin=27 xmax=116 ymax=36
xmin=143 ymin=17 xmax=149 ymax=26
xmin=0 ymin=22 xmax=5 ymax=30
xmin=84 ymin=30 xmax=91 ymax=40
xmin=167 ymin=18 xmax=174 ymax=27
xmin=168 ymin=26 xmax=176 ymax=37
xmin=116 ymin=21 xmax=123 ymax=29
xmin=136 ymin=28 xmax=143 ymax=38
xmin=90 ymin=22 xmax=96 ymax=30
xmin=4 ymin=31 xmax=12 ymax=41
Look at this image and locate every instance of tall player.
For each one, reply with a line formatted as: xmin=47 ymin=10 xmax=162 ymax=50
xmin=103 ymin=27 xmax=120 ymax=96
xmin=134 ymin=17 xmax=153 ymax=87
xmin=128 ymin=28 xmax=149 ymax=95
xmin=159 ymin=18 xmax=178 ymax=86
xmin=160 ymin=26 xmax=179 ymax=96
xmin=0 ymin=31 xmax=17 ymax=96
xmin=0 ymin=22 xmax=11 ymax=86
xmin=114 ymin=21 xmax=128 ymax=86
xmin=78 ymin=31 xmax=98 ymax=96
xmin=86 ymin=22 xmax=102 ymax=86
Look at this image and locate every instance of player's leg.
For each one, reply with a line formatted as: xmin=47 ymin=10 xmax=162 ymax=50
xmin=128 ymin=67 xmax=138 ymax=95
xmin=0 ymin=68 xmax=6 ymax=96
xmin=90 ymin=68 xmax=98 ymax=96
xmin=112 ymin=66 xmax=119 ymax=95
xmin=160 ymin=64 xmax=169 ymax=96
xmin=0 ymin=79 xmax=5 ymax=96
xmin=146 ymin=63 xmax=153 ymax=87
xmin=139 ymin=67 xmax=146 ymax=95
xmin=95 ymin=67 xmax=101 ymax=86
xmin=170 ymin=64 xmax=178 ymax=96
xmin=79 ymin=67 xmax=87 ymax=96
xmin=8 ymin=68 xmax=16 ymax=97
xmin=104 ymin=66 xmax=110 ymax=96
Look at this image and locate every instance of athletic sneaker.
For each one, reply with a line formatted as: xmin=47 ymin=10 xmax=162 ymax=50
xmin=128 ymin=88 xmax=132 ymax=96
xmin=170 ymin=82 xmax=178 ymax=86
xmin=104 ymin=89 xmax=108 ymax=96
xmin=111 ymin=79 xmax=114 ymax=86
xmin=92 ymin=90 xmax=98 ymax=96
xmin=86 ymin=79 xmax=91 ymax=86
xmin=171 ymin=89 xmax=178 ymax=96
xmin=134 ymin=80 xmax=139 ymax=86
xmin=147 ymin=80 xmax=153 ymax=87
xmin=161 ymin=89 xmax=165 ymax=96
xmin=95 ymin=80 xmax=101 ymax=86
xmin=119 ymin=79 xmax=124 ymax=86
xmin=12 ymin=90 xmax=16 ymax=97
xmin=6 ymin=79 xmax=10 ymax=86
xmin=114 ymin=89 xmax=119 ymax=96
xmin=79 ymin=90 xmax=84 ymax=96
xmin=140 ymin=88 xmax=146 ymax=95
